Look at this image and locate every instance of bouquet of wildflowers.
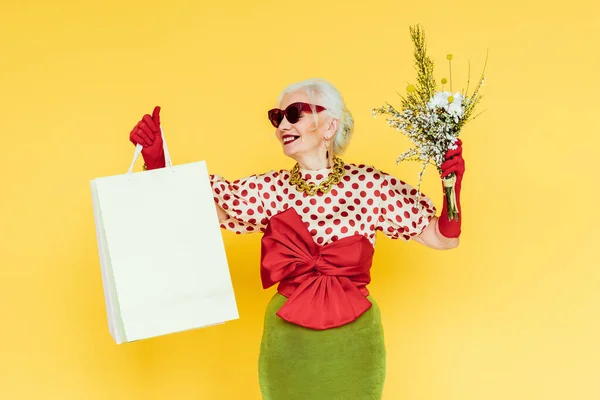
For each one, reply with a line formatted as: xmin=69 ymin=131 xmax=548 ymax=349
xmin=372 ymin=24 xmax=487 ymax=221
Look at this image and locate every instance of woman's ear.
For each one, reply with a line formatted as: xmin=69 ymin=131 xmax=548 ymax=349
xmin=325 ymin=117 xmax=339 ymax=139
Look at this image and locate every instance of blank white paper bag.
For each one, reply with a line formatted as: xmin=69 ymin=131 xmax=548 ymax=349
xmin=90 ymin=129 xmax=238 ymax=344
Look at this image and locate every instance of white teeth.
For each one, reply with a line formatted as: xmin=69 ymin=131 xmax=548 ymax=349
xmin=283 ymin=136 xmax=297 ymax=143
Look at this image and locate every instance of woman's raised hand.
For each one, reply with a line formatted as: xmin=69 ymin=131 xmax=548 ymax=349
xmin=129 ymin=106 xmax=166 ymax=169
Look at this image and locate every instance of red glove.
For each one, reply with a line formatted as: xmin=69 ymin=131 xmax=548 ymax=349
xmin=129 ymin=106 xmax=166 ymax=169
xmin=438 ymin=138 xmax=465 ymax=238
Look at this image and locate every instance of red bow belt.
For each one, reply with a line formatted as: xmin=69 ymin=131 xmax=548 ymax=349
xmin=260 ymin=208 xmax=375 ymax=330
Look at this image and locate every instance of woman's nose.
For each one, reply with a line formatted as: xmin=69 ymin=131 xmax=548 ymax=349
xmin=278 ymin=116 xmax=293 ymax=130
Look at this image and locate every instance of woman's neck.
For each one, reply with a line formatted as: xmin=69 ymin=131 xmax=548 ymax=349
xmin=294 ymin=153 xmax=330 ymax=171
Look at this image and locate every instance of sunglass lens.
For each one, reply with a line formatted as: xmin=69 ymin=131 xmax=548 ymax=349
xmin=285 ymin=103 xmax=301 ymax=124
xmin=268 ymin=109 xmax=282 ymax=127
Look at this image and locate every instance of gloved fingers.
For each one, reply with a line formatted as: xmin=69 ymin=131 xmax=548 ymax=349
xmin=152 ymin=106 xmax=161 ymax=126
xmin=142 ymin=113 xmax=159 ymax=133
xmin=137 ymin=121 xmax=155 ymax=143
xmin=440 ymin=156 xmax=464 ymax=171
xmin=130 ymin=128 xmax=150 ymax=147
xmin=441 ymin=164 xmax=462 ymax=178
xmin=134 ymin=123 xmax=154 ymax=146
xmin=445 ymin=143 xmax=463 ymax=160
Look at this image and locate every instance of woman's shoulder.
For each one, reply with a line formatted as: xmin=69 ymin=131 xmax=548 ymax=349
xmin=342 ymin=161 xmax=397 ymax=182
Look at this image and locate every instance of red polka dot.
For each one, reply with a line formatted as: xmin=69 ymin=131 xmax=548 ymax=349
xmin=311 ymin=214 xmax=318 ymax=220
xmin=296 ymin=200 xmax=303 ymax=206
xmin=404 ymin=211 xmax=410 ymax=218
xmin=388 ymin=204 xmax=394 ymax=212
xmin=360 ymin=191 xmax=366 ymax=198
xmin=410 ymin=189 xmax=418 ymax=195
xmin=358 ymin=175 xmax=366 ymax=181
xmin=282 ymin=204 xmax=289 ymax=210
xmin=249 ymin=182 xmax=257 ymax=189
xmin=395 ymin=215 xmax=403 ymax=223
xmin=310 ymin=229 xmax=317 ymax=236
xmin=341 ymin=211 xmax=349 ymax=217
xmin=318 ymin=221 xmax=326 ymax=227
xmin=366 ymin=182 xmax=373 ymax=189
xmin=374 ymin=190 xmax=381 ymax=197
xmin=316 ymin=174 xmax=323 ymax=180
xmin=361 ymin=207 xmax=368 ymax=214
xmin=388 ymin=189 xmax=396 ymax=197
xmin=264 ymin=177 xmax=271 ymax=183
xmin=258 ymin=183 xmax=263 ymax=190
xmin=249 ymin=197 xmax=257 ymax=203
xmin=349 ymin=220 xmax=356 ymax=227
xmin=257 ymin=206 xmax=264 ymax=213
xmin=317 ymin=206 xmax=325 ymax=213
xmin=325 ymin=227 xmax=333 ymax=234
xmin=331 ymin=189 xmax=338 ymax=196
xmin=271 ymin=201 xmax=277 ymax=208
xmin=341 ymin=226 xmax=348 ymax=233
xmin=325 ymin=197 xmax=332 ymax=204
xmin=288 ymin=193 xmax=296 ymax=200
xmin=233 ymin=199 xmax=240 ymax=206
xmin=348 ymin=205 xmax=355 ymax=211
xmin=345 ymin=191 xmax=353 ymax=197
xmin=276 ymin=195 xmax=283 ymax=202
xmin=340 ymin=199 xmax=347 ymax=205
xmin=241 ymin=189 xmax=248 ymax=197
xmin=411 ymin=207 xmax=419 ymax=214
xmin=223 ymin=194 xmax=231 ymax=201
xmin=333 ymin=206 xmax=340 ymax=212
xmin=343 ymin=176 xmax=351 ymax=182
xmin=352 ymin=183 xmax=359 ymax=190
xmin=264 ymin=193 xmax=270 ymax=199
xmin=317 ymin=237 xmax=324 ymax=244
xmin=373 ymin=173 xmax=381 ymax=180
xmin=367 ymin=199 xmax=374 ymax=206
xmin=283 ymin=188 xmax=289 ymax=195
xmin=331 ymin=235 xmax=338 ymax=241
xmin=356 ymin=214 xmax=362 ymax=221
xmin=381 ymin=193 xmax=387 ymax=201
xmin=310 ymin=198 xmax=317 ymax=205
xmin=353 ymin=198 xmax=361 ymax=205
xmin=334 ymin=219 xmax=341 ymax=225
xmin=325 ymin=214 xmax=333 ymax=220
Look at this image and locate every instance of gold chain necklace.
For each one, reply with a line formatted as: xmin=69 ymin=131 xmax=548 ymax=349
xmin=289 ymin=156 xmax=345 ymax=195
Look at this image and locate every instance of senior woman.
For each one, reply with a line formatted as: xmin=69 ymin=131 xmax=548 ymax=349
xmin=128 ymin=78 xmax=464 ymax=400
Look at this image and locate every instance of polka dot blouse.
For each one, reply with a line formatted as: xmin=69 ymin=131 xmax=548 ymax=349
xmin=209 ymin=162 xmax=437 ymax=246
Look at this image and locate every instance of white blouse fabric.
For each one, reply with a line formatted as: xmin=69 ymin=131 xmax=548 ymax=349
xmin=209 ymin=162 xmax=437 ymax=246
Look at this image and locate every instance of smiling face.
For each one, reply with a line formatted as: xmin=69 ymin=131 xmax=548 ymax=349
xmin=273 ymin=89 xmax=337 ymax=169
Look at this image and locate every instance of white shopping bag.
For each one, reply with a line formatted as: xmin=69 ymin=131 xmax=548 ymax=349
xmin=90 ymin=128 xmax=238 ymax=344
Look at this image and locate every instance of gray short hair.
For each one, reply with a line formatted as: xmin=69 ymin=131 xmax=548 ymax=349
xmin=275 ymin=78 xmax=354 ymax=155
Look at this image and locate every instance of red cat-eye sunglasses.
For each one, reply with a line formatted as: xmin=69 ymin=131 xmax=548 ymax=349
xmin=267 ymin=102 xmax=327 ymax=128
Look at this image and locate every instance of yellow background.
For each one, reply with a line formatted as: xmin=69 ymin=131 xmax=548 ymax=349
xmin=1 ymin=0 xmax=599 ymax=399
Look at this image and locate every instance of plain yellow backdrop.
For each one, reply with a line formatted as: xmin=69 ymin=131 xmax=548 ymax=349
xmin=1 ymin=0 xmax=599 ymax=399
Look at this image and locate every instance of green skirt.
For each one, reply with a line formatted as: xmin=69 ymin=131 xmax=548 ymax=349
xmin=258 ymin=292 xmax=386 ymax=400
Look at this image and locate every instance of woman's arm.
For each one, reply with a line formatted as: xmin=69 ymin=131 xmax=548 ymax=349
xmin=414 ymin=138 xmax=465 ymax=250
xmin=215 ymin=202 xmax=229 ymax=223
xmin=413 ymin=216 xmax=459 ymax=250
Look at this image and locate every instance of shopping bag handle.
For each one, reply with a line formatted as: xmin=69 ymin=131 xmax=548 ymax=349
xmin=126 ymin=126 xmax=174 ymax=175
